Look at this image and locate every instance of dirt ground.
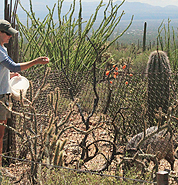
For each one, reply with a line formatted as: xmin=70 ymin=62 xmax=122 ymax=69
xmin=1 ymin=126 xmax=178 ymax=185
xmin=1 ymin=112 xmax=178 ymax=184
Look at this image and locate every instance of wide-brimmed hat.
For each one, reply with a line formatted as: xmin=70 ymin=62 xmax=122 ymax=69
xmin=0 ymin=20 xmax=18 ymax=35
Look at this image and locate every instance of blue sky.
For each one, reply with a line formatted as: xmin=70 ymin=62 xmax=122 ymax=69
xmin=1 ymin=0 xmax=178 ymax=19
xmin=126 ymin=0 xmax=178 ymax=7
xmin=88 ymin=0 xmax=178 ymax=7
xmin=65 ymin=0 xmax=178 ymax=7
xmin=58 ymin=0 xmax=178 ymax=6
xmin=3 ymin=0 xmax=178 ymax=8
xmin=26 ymin=0 xmax=178 ymax=7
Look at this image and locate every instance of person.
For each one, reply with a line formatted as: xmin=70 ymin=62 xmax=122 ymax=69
xmin=0 ymin=19 xmax=49 ymax=166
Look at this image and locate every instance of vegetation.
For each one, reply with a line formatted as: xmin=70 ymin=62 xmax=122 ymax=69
xmin=1 ymin=0 xmax=178 ymax=184
xmin=17 ymin=0 xmax=133 ymax=72
xmin=146 ymin=51 xmax=171 ymax=126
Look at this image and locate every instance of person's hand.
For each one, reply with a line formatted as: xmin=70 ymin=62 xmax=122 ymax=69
xmin=10 ymin=72 xmax=21 ymax=79
xmin=34 ymin=57 xmax=50 ymax=65
xmin=19 ymin=57 xmax=50 ymax=71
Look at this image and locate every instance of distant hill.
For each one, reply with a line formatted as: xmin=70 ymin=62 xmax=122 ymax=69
xmin=16 ymin=0 xmax=178 ymax=21
xmin=115 ymin=1 xmax=178 ymax=20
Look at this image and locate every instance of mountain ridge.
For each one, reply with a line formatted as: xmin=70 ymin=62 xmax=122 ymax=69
xmin=15 ymin=1 xmax=178 ymax=21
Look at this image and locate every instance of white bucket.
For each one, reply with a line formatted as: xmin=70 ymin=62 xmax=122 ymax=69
xmin=9 ymin=76 xmax=29 ymax=100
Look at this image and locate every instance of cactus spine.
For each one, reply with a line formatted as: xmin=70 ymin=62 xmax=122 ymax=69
xmin=53 ymin=139 xmax=67 ymax=166
xmin=47 ymin=87 xmax=60 ymax=134
xmin=146 ymin=50 xmax=171 ymax=126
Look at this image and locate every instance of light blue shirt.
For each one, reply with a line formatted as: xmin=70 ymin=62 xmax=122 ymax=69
xmin=0 ymin=46 xmax=11 ymax=94
xmin=0 ymin=45 xmax=21 ymax=94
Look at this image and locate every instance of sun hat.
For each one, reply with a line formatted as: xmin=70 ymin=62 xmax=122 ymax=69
xmin=0 ymin=20 xmax=18 ymax=35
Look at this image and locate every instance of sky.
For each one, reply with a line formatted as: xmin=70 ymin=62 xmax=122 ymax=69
xmin=125 ymin=0 xmax=178 ymax=7
xmin=1 ymin=0 xmax=178 ymax=19
xmin=2 ymin=0 xmax=178 ymax=8
xmin=63 ymin=0 xmax=178 ymax=7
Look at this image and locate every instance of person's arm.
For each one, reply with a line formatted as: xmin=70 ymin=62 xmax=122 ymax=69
xmin=1 ymin=56 xmax=49 ymax=72
xmin=19 ymin=57 xmax=49 ymax=71
xmin=1 ymin=57 xmax=21 ymax=72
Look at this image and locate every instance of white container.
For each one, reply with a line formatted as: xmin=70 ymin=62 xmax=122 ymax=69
xmin=9 ymin=76 xmax=29 ymax=100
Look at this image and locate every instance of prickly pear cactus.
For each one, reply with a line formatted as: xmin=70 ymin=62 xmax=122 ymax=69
xmin=146 ymin=50 xmax=171 ymax=126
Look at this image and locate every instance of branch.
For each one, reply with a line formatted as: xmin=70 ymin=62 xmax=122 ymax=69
xmin=57 ymin=122 xmax=105 ymax=140
xmin=0 ymin=122 xmax=23 ymax=139
xmin=58 ymin=45 xmax=86 ymax=124
xmin=136 ymin=124 xmax=168 ymax=149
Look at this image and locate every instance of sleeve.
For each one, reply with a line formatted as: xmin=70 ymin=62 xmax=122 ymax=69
xmin=1 ymin=57 xmax=21 ymax=72
xmin=0 ymin=47 xmax=8 ymax=62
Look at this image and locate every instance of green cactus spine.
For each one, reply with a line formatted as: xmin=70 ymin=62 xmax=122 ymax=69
xmin=146 ymin=50 xmax=171 ymax=126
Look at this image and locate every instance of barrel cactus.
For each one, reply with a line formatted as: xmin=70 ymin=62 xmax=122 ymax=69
xmin=146 ymin=50 xmax=171 ymax=126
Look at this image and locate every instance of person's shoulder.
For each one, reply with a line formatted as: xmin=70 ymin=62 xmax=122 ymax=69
xmin=0 ymin=46 xmax=8 ymax=56
xmin=0 ymin=46 xmax=8 ymax=62
xmin=0 ymin=45 xmax=7 ymax=52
